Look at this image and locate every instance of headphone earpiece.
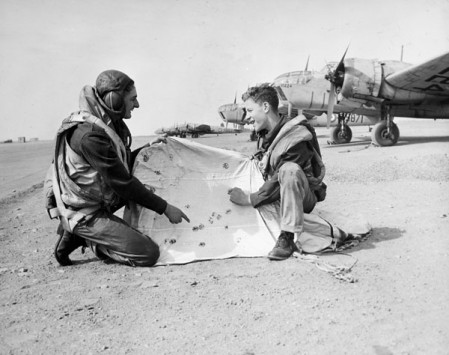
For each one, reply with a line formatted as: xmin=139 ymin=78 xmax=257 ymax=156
xmin=103 ymin=91 xmax=124 ymax=111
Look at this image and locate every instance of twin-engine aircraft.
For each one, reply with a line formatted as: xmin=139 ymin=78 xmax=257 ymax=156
xmin=155 ymin=123 xmax=242 ymax=138
xmin=219 ymin=51 xmax=449 ymax=146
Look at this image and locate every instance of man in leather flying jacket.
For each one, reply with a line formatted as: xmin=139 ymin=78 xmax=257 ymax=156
xmin=45 ymin=70 xmax=189 ymax=267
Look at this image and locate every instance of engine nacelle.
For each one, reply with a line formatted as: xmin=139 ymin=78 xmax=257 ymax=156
xmin=218 ymin=103 xmax=247 ymax=124
xmin=340 ymin=58 xmax=382 ymax=100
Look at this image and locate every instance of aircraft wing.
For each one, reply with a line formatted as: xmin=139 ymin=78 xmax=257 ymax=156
xmin=385 ymin=52 xmax=449 ymax=96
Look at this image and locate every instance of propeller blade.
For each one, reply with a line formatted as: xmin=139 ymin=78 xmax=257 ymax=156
xmin=288 ymin=102 xmax=292 ymax=118
xmin=327 ymin=83 xmax=336 ymax=129
xmin=334 ymin=44 xmax=350 ymax=78
xmin=338 ymin=45 xmax=349 ymax=67
xmin=325 ymin=45 xmax=349 ymax=128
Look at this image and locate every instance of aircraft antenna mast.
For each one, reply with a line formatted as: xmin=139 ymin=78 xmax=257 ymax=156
xmin=400 ymin=45 xmax=404 ymax=62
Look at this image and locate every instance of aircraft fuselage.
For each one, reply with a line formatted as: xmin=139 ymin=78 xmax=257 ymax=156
xmin=273 ymin=60 xmax=449 ymax=119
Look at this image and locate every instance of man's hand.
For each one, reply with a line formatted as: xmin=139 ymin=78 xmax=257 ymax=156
xmin=163 ymin=203 xmax=190 ymax=224
xmin=228 ymin=187 xmax=251 ymax=206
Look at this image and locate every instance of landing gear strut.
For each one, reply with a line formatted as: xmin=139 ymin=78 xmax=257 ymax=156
xmin=372 ymin=105 xmax=400 ymax=146
xmin=329 ymin=113 xmax=352 ymax=144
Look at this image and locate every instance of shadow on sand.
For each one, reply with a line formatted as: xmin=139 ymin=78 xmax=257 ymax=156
xmin=351 ymin=227 xmax=404 ymax=251
xmin=71 ymin=257 xmax=101 ymax=266
xmin=394 ymin=135 xmax=449 ymax=146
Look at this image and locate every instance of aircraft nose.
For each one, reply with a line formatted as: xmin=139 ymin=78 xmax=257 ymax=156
xmin=272 ymin=72 xmax=291 ymax=86
xmin=272 ymin=77 xmax=283 ymax=88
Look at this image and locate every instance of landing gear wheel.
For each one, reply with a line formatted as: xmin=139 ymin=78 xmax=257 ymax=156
xmin=330 ymin=125 xmax=352 ymax=144
xmin=372 ymin=121 xmax=399 ymax=146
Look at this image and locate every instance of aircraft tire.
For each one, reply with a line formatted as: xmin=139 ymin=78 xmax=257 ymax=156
xmin=372 ymin=121 xmax=400 ymax=146
xmin=330 ymin=125 xmax=352 ymax=144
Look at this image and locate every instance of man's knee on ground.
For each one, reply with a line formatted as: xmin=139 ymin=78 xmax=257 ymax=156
xmin=136 ymin=245 xmax=160 ymax=267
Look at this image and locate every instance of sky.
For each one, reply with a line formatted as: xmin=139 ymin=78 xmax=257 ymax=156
xmin=0 ymin=0 xmax=448 ymax=141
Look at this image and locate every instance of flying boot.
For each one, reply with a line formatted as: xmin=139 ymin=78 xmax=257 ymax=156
xmin=267 ymin=231 xmax=295 ymax=260
xmin=54 ymin=225 xmax=86 ymax=266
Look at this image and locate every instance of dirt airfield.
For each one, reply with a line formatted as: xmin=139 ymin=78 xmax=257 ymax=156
xmin=0 ymin=118 xmax=448 ymax=354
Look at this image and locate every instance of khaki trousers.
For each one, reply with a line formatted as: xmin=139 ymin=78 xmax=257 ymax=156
xmin=278 ymin=162 xmax=317 ymax=233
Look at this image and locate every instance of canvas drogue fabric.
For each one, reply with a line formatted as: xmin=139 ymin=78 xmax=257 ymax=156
xmin=123 ymin=137 xmax=371 ymax=266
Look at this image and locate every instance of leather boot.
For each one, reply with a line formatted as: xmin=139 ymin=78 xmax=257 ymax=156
xmin=54 ymin=227 xmax=86 ymax=266
xmin=268 ymin=231 xmax=295 ymax=260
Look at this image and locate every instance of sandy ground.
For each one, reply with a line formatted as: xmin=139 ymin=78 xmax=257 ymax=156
xmin=1 ymin=118 xmax=449 ymax=354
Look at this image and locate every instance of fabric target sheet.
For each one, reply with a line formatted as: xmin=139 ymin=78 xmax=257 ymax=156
xmin=124 ymin=137 xmax=370 ymax=265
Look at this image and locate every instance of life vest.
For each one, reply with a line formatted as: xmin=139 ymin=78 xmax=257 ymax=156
xmin=48 ymin=111 xmax=128 ymax=232
xmin=258 ymin=115 xmax=326 ymax=201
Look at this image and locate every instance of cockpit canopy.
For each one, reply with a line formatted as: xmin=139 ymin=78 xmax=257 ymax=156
xmin=273 ymin=70 xmax=315 ymax=86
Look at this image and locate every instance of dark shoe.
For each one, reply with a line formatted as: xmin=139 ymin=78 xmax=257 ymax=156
xmin=54 ymin=228 xmax=86 ymax=266
xmin=268 ymin=231 xmax=295 ymax=260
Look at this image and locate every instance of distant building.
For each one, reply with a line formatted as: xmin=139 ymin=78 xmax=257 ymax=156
xmin=18 ymin=137 xmax=26 ymax=143
xmin=29 ymin=137 xmax=39 ymax=142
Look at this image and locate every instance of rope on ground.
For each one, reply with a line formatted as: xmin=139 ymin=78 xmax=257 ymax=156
xmin=293 ymin=232 xmax=373 ymax=282
xmin=315 ymin=254 xmax=358 ymax=283
xmin=293 ymin=252 xmax=359 ymax=283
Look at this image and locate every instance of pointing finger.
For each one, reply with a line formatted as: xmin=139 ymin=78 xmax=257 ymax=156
xmin=182 ymin=212 xmax=190 ymax=223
